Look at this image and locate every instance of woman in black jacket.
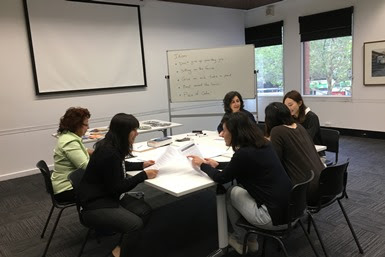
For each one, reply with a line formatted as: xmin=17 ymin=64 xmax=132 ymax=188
xmin=78 ymin=113 xmax=158 ymax=257
xmin=190 ymin=112 xmax=291 ymax=254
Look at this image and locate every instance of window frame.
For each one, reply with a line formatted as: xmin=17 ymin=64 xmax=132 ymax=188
xmin=299 ymin=7 xmax=354 ymax=98
xmin=245 ymin=21 xmax=284 ymax=97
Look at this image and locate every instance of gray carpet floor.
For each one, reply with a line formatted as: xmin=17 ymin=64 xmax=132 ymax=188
xmin=0 ymin=135 xmax=384 ymax=257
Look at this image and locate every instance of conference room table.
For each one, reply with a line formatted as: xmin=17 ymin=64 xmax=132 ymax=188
xmin=127 ymin=130 xmax=326 ymax=256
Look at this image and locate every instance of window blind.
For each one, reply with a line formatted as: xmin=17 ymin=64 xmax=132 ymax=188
xmin=299 ymin=7 xmax=353 ymax=42
xmin=245 ymin=21 xmax=283 ymax=47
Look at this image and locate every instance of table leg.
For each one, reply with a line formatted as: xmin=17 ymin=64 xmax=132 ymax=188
xmin=207 ymin=185 xmax=228 ymax=257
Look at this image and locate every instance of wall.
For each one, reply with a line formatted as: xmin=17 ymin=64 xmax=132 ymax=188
xmin=0 ymin=0 xmax=245 ymax=180
xmin=245 ymin=0 xmax=385 ymax=132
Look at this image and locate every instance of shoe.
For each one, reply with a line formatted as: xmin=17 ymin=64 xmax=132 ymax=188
xmin=228 ymin=234 xmax=248 ymax=255
xmin=247 ymin=239 xmax=259 ymax=253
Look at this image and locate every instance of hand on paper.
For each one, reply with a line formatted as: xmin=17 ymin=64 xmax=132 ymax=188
xmin=187 ymin=155 xmax=205 ymax=167
xmin=204 ymin=158 xmax=219 ymax=168
xmin=143 ymin=160 xmax=155 ymax=168
xmin=145 ymin=169 xmax=158 ymax=179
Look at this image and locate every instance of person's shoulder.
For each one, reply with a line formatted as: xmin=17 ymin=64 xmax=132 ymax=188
xmin=295 ymin=123 xmax=308 ymax=132
xmin=242 ymin=109 xmax=256 ymax=121
xmin=305 ymin=110 xmax=319 ymax=120
xmin=271 ymin=125 xmax=285 ymax=134
xmin=93 ymin=143 xmax=119 ymax=160
xmin=58 ymin=132 xmax=81 ymax=145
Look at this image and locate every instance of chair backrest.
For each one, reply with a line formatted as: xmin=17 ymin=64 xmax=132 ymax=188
xmin=288 ymin=170 xmax=315 ymax=226
xmin=257 ymin=122 xmax=265 ymax=135
xmin=36 ymin=160 xmax=54 ymax=195
xmin=318 ymin=161 xmax=349 ymax=199
xmin=68 ymin=168 xmax=85 ymax=192
xmin=320 ymin=128 xmax=340 ymax=163
xmin=68 ymin=168 xmax=86 ymax=224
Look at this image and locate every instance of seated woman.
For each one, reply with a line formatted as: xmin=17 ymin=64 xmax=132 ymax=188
xmin=189 ymin=112 xmax=291 ymax=254
xmin=217 ymin=91 xmax=256 ymax=135
xmin=265 ymin=102 xmax=325 ymax=205
xmin=283 ymin=90 xmax=323 ymax=145
xmin=52 ymin=107 xmax=93 ymax=203
xmin=78 ymin=113 xmax=158 ymax=257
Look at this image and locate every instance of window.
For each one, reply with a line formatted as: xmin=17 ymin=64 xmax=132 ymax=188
xmin=245 ymin=21 xmax=284 ymax=96
xmin=299 ymin=7 xmax=353 ymax=97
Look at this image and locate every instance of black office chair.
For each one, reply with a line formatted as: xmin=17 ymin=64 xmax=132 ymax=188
xmin=320 ymin=128 xmax=349 ymax=198
xmin=257 ymin=122 xmax=265 ymax=136
xmin=68 ymin=168 xmax=130 ymax=257
xmin=36 ymin=160 xmax=76 ymax=257
xmin=68 ymin=168 xmax=93 ymax=257
xmin=320 ymin=128 xmax=340 ymax=166
xmin=307 ymin=161 xmax=364 ymax=255
xmin=236 ymin=170 xmax=324 ymax=257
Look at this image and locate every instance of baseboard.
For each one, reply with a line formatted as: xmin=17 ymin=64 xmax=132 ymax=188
xmin=257 ymin=121 xmax=385 ymax=140
xmin=0 ymin=168 xmax=40 ymax=182
xmin=322 ymin=127 xmax=385 ymax=140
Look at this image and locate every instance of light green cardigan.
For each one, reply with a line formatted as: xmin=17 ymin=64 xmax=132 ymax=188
xmin=52 ymin=131 xmax=89 ymax=194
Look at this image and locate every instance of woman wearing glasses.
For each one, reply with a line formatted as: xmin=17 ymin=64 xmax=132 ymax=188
xmin=52 ymin=107 xmax=93 ymax=203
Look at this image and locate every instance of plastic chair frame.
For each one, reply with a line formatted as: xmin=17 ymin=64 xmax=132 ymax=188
xmin=307 ymin=161 xmax=364 ymax=255
xmin=236 ymin=171 xmax=323 ymax=257
xmin=320 ymin=128 xmax=340 ymax=166
xmin=68 ymin=168 xmax=140 ymax=257
xmin=36 ymin=160 xmax=76 ymax=257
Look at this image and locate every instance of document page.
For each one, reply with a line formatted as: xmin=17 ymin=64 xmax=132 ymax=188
xmin=179 ymin=142 xmax=203 ymax=157
xmin=144 ymin=143 xmax=208 ymax=177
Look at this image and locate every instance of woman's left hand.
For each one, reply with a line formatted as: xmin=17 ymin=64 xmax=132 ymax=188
xmin=143 ymin=160 xmax=155 ymax=168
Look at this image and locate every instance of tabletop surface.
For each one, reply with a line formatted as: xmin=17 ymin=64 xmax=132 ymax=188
xmin=127 ymin=131 xmax=327 ymax=197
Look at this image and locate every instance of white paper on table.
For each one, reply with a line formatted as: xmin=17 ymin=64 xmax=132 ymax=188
xmin=177 ymin=143 xmax=210 ymax=176
xmin=178 ymin=142 xmax=203 ymax=157
xmin=144 ymin=143 xmax=208 ymax=177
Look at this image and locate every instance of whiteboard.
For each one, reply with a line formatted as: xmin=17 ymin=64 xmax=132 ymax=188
xmin=166 ymin=45 xmax=256 ymax=102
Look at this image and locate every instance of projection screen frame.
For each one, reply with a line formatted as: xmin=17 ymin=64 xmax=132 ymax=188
xmin=23 ymin=0 xmax=147 ymax=95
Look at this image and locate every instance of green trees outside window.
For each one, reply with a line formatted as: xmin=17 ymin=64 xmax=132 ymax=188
xmin=303 ymin=36 xmax=352 ymax=96
xmin=255 ymin=45 xmax=283 ymax=96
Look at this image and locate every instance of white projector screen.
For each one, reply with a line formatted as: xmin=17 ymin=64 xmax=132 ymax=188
xmin=24 ymin=0 xmax=146 ymax=94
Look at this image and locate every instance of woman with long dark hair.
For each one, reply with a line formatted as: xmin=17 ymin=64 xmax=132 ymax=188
xmin=78 ymin=113 xmax=158 ymax=257
xmin=265 ymin=102 xmax=325 ymax=205
xmin=283 ymin=90 xmax=323 ymax=145
xmin=189 ymin=112 xmax=291 ymax=254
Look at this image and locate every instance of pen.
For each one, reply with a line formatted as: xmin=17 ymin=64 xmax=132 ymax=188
xmin=187 ymin=133 xmax=207 ymax=136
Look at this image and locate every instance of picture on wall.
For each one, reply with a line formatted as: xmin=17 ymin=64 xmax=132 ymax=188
xmin=364 ymin=40 xmax=385 ymax=85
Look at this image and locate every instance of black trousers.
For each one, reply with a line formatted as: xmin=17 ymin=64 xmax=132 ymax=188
xmin=82 ymin=194 xmax=152 ymax=257
xmin=54 ymin=189 xmax=75 ymax=203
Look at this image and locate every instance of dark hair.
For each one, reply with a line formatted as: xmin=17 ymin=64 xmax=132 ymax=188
xmin=222 ymin=112 xmax=266 ymax=151
xmin=95 ymin=113 xmax=139 ymax=159
xmin=283 ymin=90 xmax=307 ymax=123
xmin=265 ymin=102 xmax=295 ymax=137
xmin=58 ymin=107 xmax=90 ymax=134
xmin=223 ymin=91 xmax=244 ymax=113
